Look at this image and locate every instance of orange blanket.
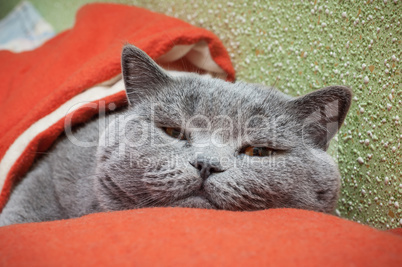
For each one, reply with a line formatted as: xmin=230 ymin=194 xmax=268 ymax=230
xmin=0 ymin=208 xmax=401 ymax=266
xmin=0 ymin=3 xmax=235 ymax=210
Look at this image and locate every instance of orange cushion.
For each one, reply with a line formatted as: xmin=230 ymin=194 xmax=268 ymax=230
xmin=0 ymin=208 xmax=401 ymax=266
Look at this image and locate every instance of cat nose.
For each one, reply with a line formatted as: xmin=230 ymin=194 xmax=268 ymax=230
xmin=190 ymin=157 xmax=224 ymax=180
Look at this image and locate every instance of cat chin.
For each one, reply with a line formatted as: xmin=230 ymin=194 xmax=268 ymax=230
xmin=171 ymin=196 xmax=217 ymax=209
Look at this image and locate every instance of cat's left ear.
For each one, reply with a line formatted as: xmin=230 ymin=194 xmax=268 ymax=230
xmin=289 ymin=86 xmax=352 ymax=150
xmin=121 ymin=44 xmax=172 ymax=105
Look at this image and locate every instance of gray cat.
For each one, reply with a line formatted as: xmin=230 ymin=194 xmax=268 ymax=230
xmin=0 ymin=45 xmax=351 ymax=226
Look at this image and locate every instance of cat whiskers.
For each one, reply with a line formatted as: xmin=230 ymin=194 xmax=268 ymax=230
xmin=133 ymin=196 xmax=159 ymax=208
xmin=133 ymin=193 xmax=172 ymax=208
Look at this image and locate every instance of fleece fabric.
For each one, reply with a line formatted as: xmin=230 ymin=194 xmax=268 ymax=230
xmin=0 ymin=208 xmax=401 ymax=266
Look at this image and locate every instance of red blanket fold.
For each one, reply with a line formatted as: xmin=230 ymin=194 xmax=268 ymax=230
xmin=0 ymin=3 xmax=235 ymax=210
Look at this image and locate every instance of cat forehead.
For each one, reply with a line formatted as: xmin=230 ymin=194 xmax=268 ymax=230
xmin=154 ymin=75 xmax=292 ymax=118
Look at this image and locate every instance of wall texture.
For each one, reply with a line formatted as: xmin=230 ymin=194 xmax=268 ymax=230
xmin=1 ymin=0 xmax=400 ymax=229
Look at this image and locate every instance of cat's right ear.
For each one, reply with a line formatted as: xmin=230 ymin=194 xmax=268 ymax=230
xmin=121 ymin=44 xmax=172 ymax=105
xmin=289 ymin=86 xmax=352 ymax=150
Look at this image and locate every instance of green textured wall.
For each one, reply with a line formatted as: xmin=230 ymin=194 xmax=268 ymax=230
xmin=1 ymin=0 xmax=401 ymax=229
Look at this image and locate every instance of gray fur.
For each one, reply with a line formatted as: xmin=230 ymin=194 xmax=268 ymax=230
xmin=0 ymin=45 xmax=352 ymax=226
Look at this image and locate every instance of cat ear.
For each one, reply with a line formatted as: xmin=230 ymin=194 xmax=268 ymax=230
xmin=121 ymin=44 xmax=172 ymax=105
xmin=289 ymin=86 xmax=352 ymax=150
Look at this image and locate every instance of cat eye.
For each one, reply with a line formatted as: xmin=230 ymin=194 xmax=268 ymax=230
xmin=243 ymin=146 xmax=276 ymax=157
xmin=163 ymin=127 xmax=187 ymax=140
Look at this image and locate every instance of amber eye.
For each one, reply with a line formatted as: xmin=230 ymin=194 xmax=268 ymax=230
xmin=164 ymin=127 xmax=186 ymax=140
xmin=244 ymin=146 xmax=275 ymax=157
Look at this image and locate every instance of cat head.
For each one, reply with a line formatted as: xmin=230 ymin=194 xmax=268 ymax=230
xmin=94 ymin=44 xmax=352 ymax=213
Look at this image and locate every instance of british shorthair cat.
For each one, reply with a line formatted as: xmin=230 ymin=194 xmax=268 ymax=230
xmin=0 ymin=45 xmax=351 ymax=226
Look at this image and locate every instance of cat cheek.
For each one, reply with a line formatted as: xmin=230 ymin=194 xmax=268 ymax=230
xmin=145 ymin=170 xmax=201 ymax=200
